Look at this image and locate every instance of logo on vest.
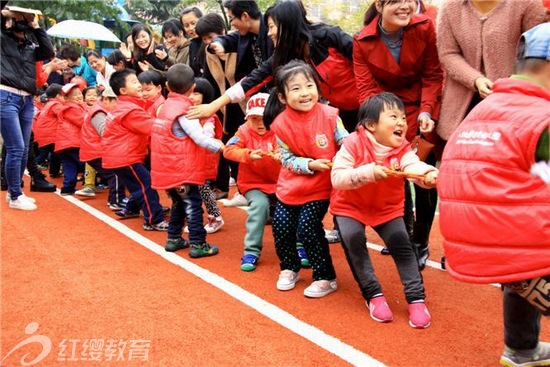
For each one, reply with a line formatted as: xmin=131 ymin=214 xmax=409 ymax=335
xmin=315 ymin=133 xmax=328 ymax=148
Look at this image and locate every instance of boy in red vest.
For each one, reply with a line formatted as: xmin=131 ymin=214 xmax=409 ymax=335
xmin=438 ymin=23 xmax=550 ymax=366
xmin=138 ymin=70 xmax=165 ymax=118
xmin=102 ymin=69 xmax=168 ymax=231
xmin=151 ymin=63 xmax=224 ymax=257
xmin=34 ymin=83 xmax=63 ymax=179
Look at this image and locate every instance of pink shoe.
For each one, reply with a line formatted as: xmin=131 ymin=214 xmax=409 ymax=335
xmin=408 ymin=302 xmax=431 ymax=329
xmin=366 ymin=296 xmax=393 ymax=323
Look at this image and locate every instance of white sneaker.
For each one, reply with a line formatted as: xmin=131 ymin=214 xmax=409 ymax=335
xmin=6 ymin=192 xmax=36 ymax=203
xmin=276 ymin=270 xmax=300 ymax=291
xmin=229 ymin=177 xmax=237 ymax=186
xmin=304 ymin=279 xmax=337 ymax=298
xmin=220 ymin=193 xmax=248 ymax=207
xmin=75 ymin=187 xmax=96 ymax=197
xmin=205 ymin=216 xmax=224 ymax=234
xmin=9 ymin=195 xmax=38 ymax=210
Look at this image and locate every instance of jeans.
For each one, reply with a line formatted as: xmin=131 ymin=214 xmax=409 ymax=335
xmin=0 ymin=90 xmax=34 ymax=200
xmin=503 ymin=284 xmax=543 ymax=350
xmin=58 ymin=148 xmax=80 ymax=193
xmin=166 ymin=185 xmax=205 ymax=244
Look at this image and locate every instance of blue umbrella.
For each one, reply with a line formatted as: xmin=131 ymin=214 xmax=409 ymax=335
xmin=47 ymin=20 xmax=121 ymax=43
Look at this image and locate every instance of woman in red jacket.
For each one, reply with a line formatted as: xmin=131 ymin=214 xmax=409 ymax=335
xmin=353 ymin=0 xmax=443 ymax=269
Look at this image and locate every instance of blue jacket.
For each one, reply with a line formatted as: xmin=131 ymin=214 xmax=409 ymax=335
xmin=73 ymin=55 xmax=97 ymax=87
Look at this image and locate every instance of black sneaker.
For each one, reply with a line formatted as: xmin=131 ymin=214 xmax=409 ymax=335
xmin=165 ymin=237 xmax=190 ymax=252
xmin=381 ymin=247 xmax=391 ymax=255
xmin=115 ymin=208 xmax=140 ymax=219
xmin=31 ymin=173 xmax=57 ymax=192
xmin=143 ymin=220 xmax=169 ymax=231
xmin=189 ymin=242 xmax=219 ymax=258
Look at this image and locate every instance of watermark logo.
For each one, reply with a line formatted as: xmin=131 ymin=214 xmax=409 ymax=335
xmin=2 ymin=323 xmax=151 ymax=365
xmin=1 ymin=322 xmax=51 ymax=366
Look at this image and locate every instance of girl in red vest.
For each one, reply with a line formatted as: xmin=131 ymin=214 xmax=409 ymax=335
xmin=331 ymin=92 xmax=437 ymax=328
xmin=187 ymin=78 xmax=225 ymax=234
xmin=270 ymin=60 xmax=349 ymax=298
xmin=353 ymin=0 xmax=444 ymax=270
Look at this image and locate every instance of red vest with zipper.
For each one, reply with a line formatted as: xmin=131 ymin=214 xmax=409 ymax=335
xmin=151 ymin=92 xmax=207 ymax=189
xmin=80 ymin=101 xmax=107 ymax=162
xmin=330 ymin=126 xmax=410 ymax=227
xmin=34 ymin=99 xmax=62 ymax=147
xmin=271 ymin=103 xmax=339 ymax=205
xmin=54 ymin=101 xmax=86 ymax=152
xmin=202 ymin=114 xmax=222 ymax=180
xmin=102 ymin=96 xmax=150 ymax=169
xmin=438 ymin=78 xmax=550 ymax=284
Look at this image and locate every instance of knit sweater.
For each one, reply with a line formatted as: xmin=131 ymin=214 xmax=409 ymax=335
xmin=435 ymin=0 xmax=547 ymax=140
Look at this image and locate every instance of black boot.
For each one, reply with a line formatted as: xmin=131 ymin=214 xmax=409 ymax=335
xmin=412 ymin=223 xmax=431 ymax=271
xmin=30 ymin=172 xmax=57 ymax=192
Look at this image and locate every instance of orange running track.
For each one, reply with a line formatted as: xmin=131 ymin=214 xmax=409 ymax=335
xmin=2 ymin=176 xmax=548 ymax=366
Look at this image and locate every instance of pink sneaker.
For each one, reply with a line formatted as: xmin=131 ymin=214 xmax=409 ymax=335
xmin=366 ymin=296 xmax=393 ymax=323
xmin=204 ymin=216 xmax=224 ymax=234
xmin=408 ymin=302 xmax=431 ymax=329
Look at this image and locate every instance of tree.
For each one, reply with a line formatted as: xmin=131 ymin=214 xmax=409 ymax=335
xmin=124 ymin=0 xmax=182 ymax=24
xmin=9 ymin=0 xmax=122 ymax=29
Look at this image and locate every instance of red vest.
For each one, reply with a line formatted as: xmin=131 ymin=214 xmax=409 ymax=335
xmin=236 ymin=124 xmax=281 ymax=195
xmin=102 ymin=96 xmax=151 ymax=169
xmin=55 ymin=101 xmax=86 ymax=152
xmin=34 ymin=99 xmax=62 ymax=147
xmin=80 ymin=101 xmax=107 ymax=162
xmin=271 ymin=103 xmax=339 ymax=205
xmin=201 ymin=114 xmax=222 ymax=180
xmin=438 ymin=78 xmax=550 ymax=284
xmin=145 ymin=93 xmax=165 ymax=117
xmin=330 ymin=127 xmax=410 ymax=227
xmin=151 ymin=92 xmax=207 ymax=189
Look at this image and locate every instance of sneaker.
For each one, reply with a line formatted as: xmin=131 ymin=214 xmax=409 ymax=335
xmin=276 ymin=270 xmax=300 ymax=291
xmin=304 ymin=279 xmax=337 ymax=298
xmin=30 ymin=172 xmax=56 ymax=192
xmin=75 ymin=187 xmax=96 ymax=197
xmin=229 ymin=177 xmax=237 ymax=186
xmin=408 ymin=302 xmax=431 ymax=329
xmin=162 ymin=206 xmax=170 ymax=215
xmin=189 ymin=242 xmax=219 ymax=258
xmin=220 ymin=192 xmax=248 ymax=207
xmin=500 ymin=342 xmax=550 ymax=367
xmin=60 ymin=188 xmax=75 ymax=196
xmin=205 ymin=216 xmax=224 ymax=234
xmin=6 ymin=192 xmax=36 ymax=203
xmin=165 ymin=237 xmax=190 ymax=252
xmin=212 ymin=188 xmax=228 ymax=200
xmin=381 ymin=247 xmax=391 ymax=255
xmin=96 ymin=183 xmax=109 ymax=190
xmin=297 ymin=245 xmax=311 ymax=268
xmin=108 ymin=202 xmax=126 ymax=211
xmin=366 ymin=296 xmax=394 ymax=323
xmin=8 ymin=195 xmax=37 ymax=211
xmin=183 ymin=226 xmax=189 ymax=234
xmin=240 ymin=254 xmax=259 ymax=271
xmin=325 ymin=229 xmax=341 ymax=243
xmin=115 ymin=208 xmax=140 ymax=219
xmin=143 ymin=220 xmax=169 ymax=231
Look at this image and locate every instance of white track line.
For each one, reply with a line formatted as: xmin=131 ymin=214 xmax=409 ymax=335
xmin=60 ymin=193 xmax=386 ymax=367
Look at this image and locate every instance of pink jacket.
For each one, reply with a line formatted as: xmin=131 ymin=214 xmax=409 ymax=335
xmin=435 ymin=0 xmax=547 ymax=140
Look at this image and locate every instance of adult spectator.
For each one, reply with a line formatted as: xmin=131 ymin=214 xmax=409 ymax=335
xmin=58 ymin=44 xmax=97 ymax=87
xmin=1 ymin=4 xmax=55 ymax=210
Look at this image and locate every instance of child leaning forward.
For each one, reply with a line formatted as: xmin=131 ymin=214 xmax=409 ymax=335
xmin=330 ymin=92 xmax=437 ymax=329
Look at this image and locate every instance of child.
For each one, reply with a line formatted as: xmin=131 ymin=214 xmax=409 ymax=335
xmin=270 ymin=60 xmax=348 ymax=298
xmin=55 ymin=83 xmax=86 ymax=195
xmin=438 ymin=23 xmax=549 ymax=365
xmin=187 ymin=77 xmax=225 ymax=234
xmin=34 ymin=83 xmax=63 ymax=178
xmin=138 ymin=70 xmax=165 ymax=117
xmin=79 ymin=87 xmax=127 ymax=209
xmin=102 ymin=69 xmax=168 ymax=231
xmin=331 ymin=92 xmax=437 ymax=329
xmin=150 ymin=64 xmax=224 ymax=257
xmin=76 ymin=86 xmax=100 ymax=197
xmin=224 ymin=92 xmax=281 ymax=271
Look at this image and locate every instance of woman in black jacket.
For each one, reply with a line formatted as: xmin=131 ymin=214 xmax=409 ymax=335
xmin=1 ymin=6 xmax=54 ymax=210
xmin=131 ymin=23 xmax=168 ymax=74
xmin=188 ymin=1 xmax=359 ymax=132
